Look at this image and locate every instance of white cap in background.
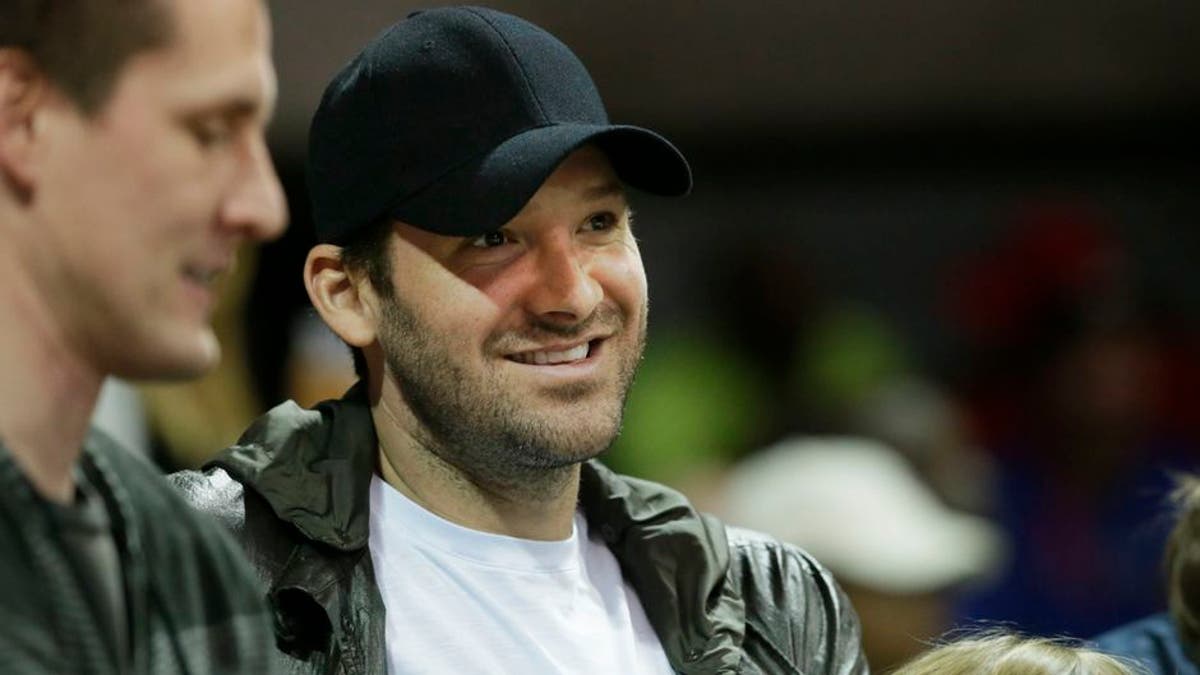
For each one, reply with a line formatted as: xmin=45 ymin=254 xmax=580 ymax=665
xmin=720 ymin=436 xmax=1005 ymax=595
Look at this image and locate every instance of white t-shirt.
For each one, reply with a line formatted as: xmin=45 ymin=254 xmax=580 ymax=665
xmin=368 ymin=475 xmax=675 ymax=675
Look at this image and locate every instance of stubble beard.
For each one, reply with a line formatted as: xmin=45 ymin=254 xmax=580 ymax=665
xmin=379 ymin=294 xmax=646 ymax=500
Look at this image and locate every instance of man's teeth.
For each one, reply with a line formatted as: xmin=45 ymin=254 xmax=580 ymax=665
xmin=511 ymin=343 xmax=589 ymax=365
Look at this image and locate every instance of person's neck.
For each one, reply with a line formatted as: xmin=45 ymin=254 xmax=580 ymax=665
xmin=0 ymin=255 xmax=103 ymax=504
xmin=371 ymin=384 xmax=580 ymax=542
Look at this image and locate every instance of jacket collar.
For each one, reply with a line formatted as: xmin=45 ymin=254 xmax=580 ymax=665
xmin=211 ymin=386 xmax=746 ymax=672
xmin=210 ymin=382 xmax=377 ymax=552
xmin=580 ymin=462 xmax=746 ymax=672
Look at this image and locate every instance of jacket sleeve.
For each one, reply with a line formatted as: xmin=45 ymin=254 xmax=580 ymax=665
xmin=728 ymin=527 xmax=870 ymax=675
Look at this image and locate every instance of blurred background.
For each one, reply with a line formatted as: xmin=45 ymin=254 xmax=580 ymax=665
xmin=96 ymin=1 xmax=1200 ymax=672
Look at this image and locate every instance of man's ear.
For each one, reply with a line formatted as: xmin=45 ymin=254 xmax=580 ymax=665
xmin=305 ymin=244 xmax=380 ymax=348
xmin=0 ymin=49 xmax=47 ymax=193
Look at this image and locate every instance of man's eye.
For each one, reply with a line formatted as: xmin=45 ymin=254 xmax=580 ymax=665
xmin=469 ymin=230 xmax=508 ymax=248
xmin=188 ymin=118 xmax=234 ymax=148
xmin=584 ymin=212 xmax=617 ymax=232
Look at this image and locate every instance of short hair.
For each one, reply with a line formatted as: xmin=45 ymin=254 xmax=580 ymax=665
xmin=337 ymin=217 xmax=396 ymax=379
xmin=1166 ymin=474 xmax=1200 ymax=661
xmin=892 ymin=632 xmax=1145 ymax=675
xmin=0 ymin=0 xmax=173 ymax=114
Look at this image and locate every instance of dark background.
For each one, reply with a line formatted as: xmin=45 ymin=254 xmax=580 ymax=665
xmin=252 ymin=0 xmax=1199 ymax=404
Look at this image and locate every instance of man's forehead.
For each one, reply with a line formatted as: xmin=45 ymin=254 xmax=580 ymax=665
xmin=166 ymin=0 xmax=267 ymax=50
xmin=120 ymin=0 xmax=275 ymax=114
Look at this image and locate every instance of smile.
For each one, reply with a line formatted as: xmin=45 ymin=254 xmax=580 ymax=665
xmin=506 ymin=339 xmax=599 ymax=365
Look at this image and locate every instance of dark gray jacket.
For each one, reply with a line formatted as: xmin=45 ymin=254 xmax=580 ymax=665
xmin=171 ymin=387 xmax=868 ymax=675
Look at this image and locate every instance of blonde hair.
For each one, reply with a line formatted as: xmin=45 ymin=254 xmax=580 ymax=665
xmin=891 ymin=632 xmax=1144 ymax=675
xmin=1166 ymin=474 xmax=1200 ymax=660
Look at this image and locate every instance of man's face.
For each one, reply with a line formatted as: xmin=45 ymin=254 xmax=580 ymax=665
xmin=30 ymin=0 xmax=285 ymax=379
xmin=376 ymin=147 xmax=648 ymax=484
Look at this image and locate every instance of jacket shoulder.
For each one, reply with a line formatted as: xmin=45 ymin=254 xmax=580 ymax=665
xmin=725 ymin=526 xmax=869 ymax=675
xmin=168 ymin=465 xmax=296 ymax=585
xmin=170 ymin=466 xmax=249 ymax=533
xmin=90 ymin=436 xmax=246 ymax=562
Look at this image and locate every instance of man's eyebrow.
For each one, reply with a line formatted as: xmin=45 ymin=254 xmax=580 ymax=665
xmin=227 ymin=93 xmax=277 ymax=122
xmin=183 ymin=98 xmax=255 ymax=125
xmin=223 ymin=98 xmax=259 ymax=118
xmin=187 ymin=78 xmax=276 ymax=122
xmin=582 ymin=181 xmax=626 ymax=201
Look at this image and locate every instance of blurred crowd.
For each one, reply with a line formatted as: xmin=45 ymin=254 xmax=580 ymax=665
xmin=613 ymin=199 xmax=1198 ymax=670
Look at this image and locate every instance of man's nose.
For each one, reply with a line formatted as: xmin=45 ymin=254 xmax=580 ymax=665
xmin=219 ymin=133 xmax=288 ymax=241
xmin=523 ymin=240 xmax=603 ymax=324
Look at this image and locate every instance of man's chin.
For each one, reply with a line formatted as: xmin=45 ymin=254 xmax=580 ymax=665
xmin=110 ymin=329 xmax=222 ymax=381
xmin=535 ymin=417 xmax=624 ymax=465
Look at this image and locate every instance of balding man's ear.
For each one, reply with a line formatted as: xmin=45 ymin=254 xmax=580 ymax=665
xmin=304 ymin=244 xmax=380 ymax=349
xmin=0 ymin=49 xmax=46 ymax=193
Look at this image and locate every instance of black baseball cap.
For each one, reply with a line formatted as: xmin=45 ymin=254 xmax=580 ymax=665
xmin=307 ymin=6 xmax=692 ymax=244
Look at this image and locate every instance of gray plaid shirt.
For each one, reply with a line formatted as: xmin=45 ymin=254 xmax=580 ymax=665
xmin=0 ymin=430 xmax=279 ymax=675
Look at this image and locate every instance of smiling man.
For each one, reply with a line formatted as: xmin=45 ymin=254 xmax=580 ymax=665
xmin=174 ymin=7 xmax=866 ymax=674
xmin=0 ymin=0 xmax=286 ymax=672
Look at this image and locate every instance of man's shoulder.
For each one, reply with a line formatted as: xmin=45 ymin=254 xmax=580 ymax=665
xmin=589 ymin=466 xmax=848 ymax=593
xmin=88 ymin=434 xmax=257 ymax=577
xmin=722 ymin=524 xmax=850 ymax=618
xmin=589 ymin=467 xmax=867 ymax=674
xmin=1093 ymin=613 xmax=1198 ymax=675
xmin=722 ymin=525 xmax=868 ymax=674
xmin=88 ymin=433 xmax=229 ymax=539
xmin=169 ymin=466 xmax=251 ymax=535
xmin=83 ymin=432 xmax=280 ymax=673
xmin=724 ymin=525 xmax=839 ymax=580
xmin=168 ymin=463 xmax=303 ymax=588
xmin=592 ymin=466 xmax=844 ymax=587
xmin=1093 ymin=612 xmax=1175 ymax=646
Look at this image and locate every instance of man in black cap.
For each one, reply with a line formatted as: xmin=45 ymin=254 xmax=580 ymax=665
xmin=174 ymin=6 xmax=866 ymax=673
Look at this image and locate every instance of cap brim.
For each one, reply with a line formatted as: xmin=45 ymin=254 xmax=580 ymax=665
xmin=389 ymin=123 xmax=692 ymax=237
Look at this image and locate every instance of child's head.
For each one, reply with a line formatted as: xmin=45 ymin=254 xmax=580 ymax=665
xmin=892 ymin=632 xmax=1143 ymax=675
